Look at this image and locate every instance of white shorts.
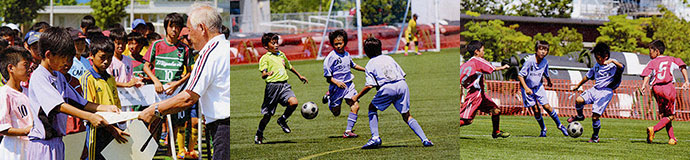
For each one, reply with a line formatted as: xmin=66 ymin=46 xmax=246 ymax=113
xmin=371 ymin=80 xmax=410 ymax=114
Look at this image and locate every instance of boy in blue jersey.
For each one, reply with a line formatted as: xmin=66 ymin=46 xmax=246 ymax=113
xmin=322 ymin=29 xmax=366 ymax=138
xmin=518 ymin=41 xmax=569 ymax=137
xmin=352 ymin=37 xmax=432 ymax=149
xmin=568 ymin=42 xmax=624 ymax=143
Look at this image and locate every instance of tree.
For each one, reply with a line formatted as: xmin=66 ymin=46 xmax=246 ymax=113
xmin=359 ymin=0 xmax=408 ymax=26
xmin=460 ymin=19 xmax=532 ymax=61
xmin=0 ymin=0 xmax=49 ymax=24
xmin=461 ymin=0 xmax=512 ymax=15
xmin=532 ymin=27 xmax=583 ymax=56
xmin=270 ymin=0 xmax=352 ymax=13
xmin=90 ymin=0 xmax=130 ymax=29
xmin=595 ymin=14 xmax=651 ymax=54
xmin=511 ymin=0 xmax=573 ymax=18
xmin=54 ymin=0 xmax=77 ymax=6
xmin=648 ymin=7 xmax=690 ymax=63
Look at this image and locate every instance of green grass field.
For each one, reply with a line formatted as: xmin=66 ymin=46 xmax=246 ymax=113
xmin=230 ymin=48 xmax=689 ymax=159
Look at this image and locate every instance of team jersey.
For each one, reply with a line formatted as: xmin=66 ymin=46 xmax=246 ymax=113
xmin=586 ymin=60 xmax=624 ymax=89
xmin=405 ymin=19 xmax=417 ymax=36
xmin=80 ymin=64 xmax=121 ymax=107
xmin=518 ymin=55 xmax=550 ymax=89
xmin=259 ymin=51 xmax=293 ymax=82
xmin=145 ymin=38 xmax=191 ymax=84
xmin=641 ymin=56 xmax=687 ymax=86
xmin=0 ymin=86 xmax=33 ymax=141
xmin=122 ymin=44 xmax=148 ymax=57
xmin=364 ymin=55 xmax=406 ymax=87
xmin=107 ymin=55 xmax=133 ymax=83
xmin=459 ymin=57 xmax=495 ymax=90
xmin=323 ymin=50 xmax=357 ymax=83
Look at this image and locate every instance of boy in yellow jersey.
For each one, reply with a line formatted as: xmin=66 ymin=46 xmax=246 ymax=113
xmin=404 ymin=14 xmax=420 ymax=56
xmin=254 ymin=33 xmax=308 ymax=144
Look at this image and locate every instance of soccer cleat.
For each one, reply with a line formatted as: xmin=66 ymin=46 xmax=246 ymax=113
xmin=492 ymin=131 xmax=511 ymax=139
xmin=322 ymin=94 xmax=329 ymax=104
xmin=567 ymin=115 xmax=585 ymax=123
xmin=404 ymin=53 xmax=409 ymax=56
xmin=277 ymin=117 xmax=291 ymax=133
xmin=187 ymin=150 xmax=200 ymax=159
xmin=539 ymin=129 xmax=547 ymax=137
xmin=558 ymin=124 xmax=569 ymax=136
xmin=588 ymin=136 xmax=599 ymax=143
xmin=177 ymin=151 xmax=187 ymax=159
xmin=669 ymin=138 xmax=677 ymax=145
xmin=361 ymin=138 xmax=382 ymax=149
xmin=343 ymin=131 xmax=359 ymax=138
xmin=646 ymin=126 xmax=655 ymax=143
xmin=254 ymin=135 xmax=265 ymax=144
xmin=422 ymin=139 xmax=434 ymax=147
xmin=415 ymin=52 xmax=422 ymax=55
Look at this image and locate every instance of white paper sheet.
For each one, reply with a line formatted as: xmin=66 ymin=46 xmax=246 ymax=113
xmin=96 ymin=112 xmax=141 ymax=124
xmin=117 ymin=84 xmax=182 ymax=106
xmin=101 ymin=120 xmax=158 ymax=160
xmin=63 ymin=131 xmax=87 ymax=160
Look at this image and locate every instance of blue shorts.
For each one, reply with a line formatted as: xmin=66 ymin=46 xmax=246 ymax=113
xmin=371 ymin=80 xmax=410 ymax=114
xmin=580 ymin=87 xmax=613 ymax=115
xmin=328 ymin=81 xmax=357 ymax=109
xmin=521 ymin=85 xmax=548 ymax=107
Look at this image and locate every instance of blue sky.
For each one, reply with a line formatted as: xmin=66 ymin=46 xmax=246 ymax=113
xmin=76 ymin=0 xmax=90 ymax=4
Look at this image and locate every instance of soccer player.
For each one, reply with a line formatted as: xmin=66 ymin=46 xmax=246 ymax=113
xmin=0 ymin=46 xmax=34 ymax=160
xmin=518 ymin=41 xmax=569 ymax=137
xmin=107 ymin=29 xmax=143 ymax=91
xmin=458 ymin=40 xmax=511 ymax=138
xmin=568 ymin=42 xmax=624 ymax=143
xmin=640 ymin=40 xmax=690 ymax=145
xmin=322 ymin=29 xmax=366 ymax=138
xmin=254 ymin=33 xmax=308 ymax=144
xmin=352 ymin=37 xmax=432 ymax=149
xmin=404 ymin=14 xmax=420 ymax=56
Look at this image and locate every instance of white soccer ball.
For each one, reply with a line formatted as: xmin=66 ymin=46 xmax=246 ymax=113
xmin=567 ymin=121 xmax=584 ymax=138
xmin=301 ymin=101 xmax=318 ymax=119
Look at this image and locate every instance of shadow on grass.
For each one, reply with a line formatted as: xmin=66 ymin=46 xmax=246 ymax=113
xmin=630 ymin=140 xmax=666 ymax=144
xmin=263 ymin=140 xmax=297 ymax=144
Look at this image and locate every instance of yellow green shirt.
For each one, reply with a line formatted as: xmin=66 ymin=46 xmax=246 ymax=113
xmin=0 ymin=74 xmax=4 ymax=87
xmin=405 ymin=19 xmax=417 ymax=36
xmin=122 ymin=44 xmax=149 ymax=57
xmin=80 ymin=67 xmax=121 ymax=107
xmin=259 ymin=51 xmax=292 ymax=82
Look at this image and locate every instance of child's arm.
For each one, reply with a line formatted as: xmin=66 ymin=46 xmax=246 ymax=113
xmin=60 ymin=103 xmax=110 ymax=128
xmin=327 ymin=77 xmax=347 ymax=88
xmin=165 ymin=65 xmax=192 ymax=95
xmin=681 ymin=67 xmax=690 ymax=89
xmin=115 ymin=78 xmax=143 ymax=88
xmin=143 ymin=62 xmax=164 ymax=93
xmin=517 ymin=76 xmax=533 ymax=95
xmin=83 ymin=102 xmax=120 ymax=113
xmin=290 ymin=67 xmax=308 ymax=84
xmin=640 ymin=76 xmax=651 ymax=93
xmin=571 ymin=77 xmax=589 ymax=91
xmin=604 ymin=59 xmax=624 ymax=69
xmin=495 ymin=64 xmax=510 ymax=71
xmin=352 ymin=85 xmax=374 ymax=102
xmin=353 ymin=64 xmax=366 ymax=72
xmin=260 ymin=70 xmax=273 ymax=79
xmin=544 ymin=76 xmax=553 ymax=87
xmin=0 ymin=126 xmax=32 ymax=136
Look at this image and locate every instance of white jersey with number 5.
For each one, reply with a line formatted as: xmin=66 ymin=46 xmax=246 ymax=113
xmin=365 ymin=55 xmax=406 ymax=87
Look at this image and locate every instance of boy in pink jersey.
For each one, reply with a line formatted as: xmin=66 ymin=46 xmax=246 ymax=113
xmin=0 ymin=46 xmax=35 ymax=159
xmin=640 ymin=40 xmax=690 ymax=145
xmin=458 ymin=40 xmax=511 ymax=138
xmin=107 ymin=29 xmax=142 ymax=91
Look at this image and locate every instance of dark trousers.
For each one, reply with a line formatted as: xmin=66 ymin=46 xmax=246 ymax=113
xmin=207 ymin=118 xmax=230 ymax=160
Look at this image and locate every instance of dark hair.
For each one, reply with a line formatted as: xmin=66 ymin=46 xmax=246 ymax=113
xmin=0 ymin=27 xmax=13 ymax=37
xmin=649 ymin=40 xmax=665 ymax=55
xmin=127 ymin=32 xmax=149 ymax=47
xmin=363 ymin=37 xmax=382 ymax=58
xmin=0 ymin=38 xmax=8 ymax=49
xmin=146 ymin=33 xmax=161 ymax=42
xmin=221 ymin=25 xmax=230 ymax=39
xmin=39 ymin=27 xmax=76 ymax=59
xmin=328 ymin=29 xmax=348 ymax=47
xmin=591 ymin=42 xmax=610 ymax=58
xmin=413 ymin=14 xmax=418 ymax=18
xmin=466 ymin=40 xmax=484 ymax=56
xmin=0 ymin=46 xmax=32 ymax=80
xmin=81 ymin=15 xmax=95 ymax=28
xmin=164 ymin=13 xmax=185 ymax=29
xmin=86 ymin=26 xmax=103 ymax=39
xmin=88 ymin=35 xmax=114 ymax=56
xmin=146 ymin=22 xmax=155 ymax=32
xmin=30 ymin=22 xmax=51 ymax=32
xmin=108 ymin=23 xmax=124 ymax=31
xmin=261 ymin=33 xmax=279 ymax=47
xmin=108 ymin=28 xmax=127 ymax=43
xmin=535 ymin=40 xmax=549 ymax=52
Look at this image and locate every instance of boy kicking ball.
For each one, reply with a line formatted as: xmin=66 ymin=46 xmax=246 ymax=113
xmin=568 ymin=42 xmax=624 ymax=143
xmin=352 ymin=37 xmax=432 ymax=149
xmin=518 ymin=41 xmax=569 ymax=137
xmin=639 ymin=40 xmax=689 ymax=145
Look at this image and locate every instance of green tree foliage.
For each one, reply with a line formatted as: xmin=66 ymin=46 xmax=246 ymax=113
xmin=532 ymin=27 xmax=583 ymax=56
xmin=90 ymin=0 xmax=130 ymax=29
xmin=595 ymin=14 xmax=651 ymax=54
xmin=460 ymin=20 xmax=532 ymax=61
xmin=270 ymin=0 xmax=352 ymax=13
xmin=54 ymin=0 xmax=77 ymax=6
xmin=461 ymin=0 xmax=511 ymax=15
xmin=0 ymin=0 xmax=49 ymax=24
xmin=360 ymin=0 xmax=408 ymax=26
xmin=648 ymin=7 xmax=690 ymax=63
xmin=511 ymin=0 xmax=573 ymax=18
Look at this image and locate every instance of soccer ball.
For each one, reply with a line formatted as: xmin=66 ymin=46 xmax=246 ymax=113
xmin=301 ymin=101 xmax=318 ymax=119
xmin=567 ymin=122 xmax=584 ymax=138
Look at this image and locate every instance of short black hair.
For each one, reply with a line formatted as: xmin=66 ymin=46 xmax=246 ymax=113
xmin=535 ymin=40 xmax=549 ymax=52
xmin=146 ymin=33 xmax=161 ymax=42
xmin=466 ymin=40 xmax=484 ymax=56
xmin=649 ymin=40 xmax=665 ymax=55
xmin=0 ymin=26 xmax=13 ymax=37
xmin=31 ymin=22 xmax=51 ymax=32
xmin=86 ymin=26 xmax=103 ymax=39
xmin=108 ymin=28 xmax=127 ymax=43
xmin=0 ymin=46 xmax=32 ymax=81
xmin=0 ymin=38 xmax=8 ymax=49
xmin=88 ymin=35 xmax=114 ymax=56
xmin=329 ymin=29 xmax=348 ymax=47
xmin=364 ymin=37 xmax=382 ymax=58
xmin=164 ymin=13 xmax=185 ymax=29
xmin=39 ymin=27 xmax=77 ymax=59
xmin=108 ymin=23 xmax=124 ymax=31
xmin=221 ymin=25 xmax=230 ymax=39
xmin=146 ymin=22 xmax=155 ymax=32
xmin=81 ymin=15 xmax=95 ymax=28
xmin=261 ymin=33 xmax=279 ymax=47
xmin=591 ymin=42 xmax=610 ymax=58
xmin=127 ymin=32 xmax=149 ymax=47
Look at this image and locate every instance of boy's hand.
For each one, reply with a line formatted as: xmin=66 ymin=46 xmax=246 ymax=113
xmin=639 ymin=85 xmax=647 ymax=94
xmin=88 ymin=114 xmax=109 ymax=128
xmin=130 ymin=78 xmax=143 ymax=88
xmin=98 ymin=105 xmax=121 ymax=113
xmin=603 ymin=59 xmax=617 ymax=65
xmin=546 ymin=81 xmax=553 ymax=87
xmin=106 ymin=125 xmax=130 ymax=144
xmin=571 ymin=85 xmax=580 ymax=91
xmin=525 ymin=88 xmax=533 ymax=95
xmin=165 ymin=81 xmax=180 ymax=95
xmin=267 ymin=71 xmax=274 ymax=76
xmin=154 ymin=82 xmax=164 ymax=93
xmin=683 ymin=82 xmax=690 ymax=89
xmin=299 ymin=76 xmax=308 ymax=84
xmin=21 ymin=125 xmax=33 ymax=135
xmin=333 ymin=80 xmax=346 ymax=88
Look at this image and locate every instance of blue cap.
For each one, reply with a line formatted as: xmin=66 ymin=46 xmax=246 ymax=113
xmin=132 ymin=19 xmax=146 ymax=29
xmin=25 ymin=31 xmax=41 ymax=45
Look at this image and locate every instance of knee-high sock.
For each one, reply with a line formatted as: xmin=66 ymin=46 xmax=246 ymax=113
xmin=368 ymin=111 xmax=379 ymax=138
xmin=346 ymin=112 xmax=358 ymax=132
xmin=415 ymin=46 xmax=419 ymax=53
xmin=282 ymin=105 xmax=297 ymax=119
xmin=535 ymin=113 xmax=545 ymax=130
xmin=575 ymin=103 xmax=584 ymax=117
xmin=666 ymin=121 xmax=676 ymax=140
xmin=549 ymin=111 xmax=563 ymax=127
xmin=407 ymin=118 xmax=428 ymax=141
xmin=176 ymin=127 xmax=186 ymax=152
xmin=189 ymin=126 xmax=198 ymax=150
xmin=257 ymin=115 xmax=271 ymax=136
xmin=492 ymin=114 xmax=500 ymax=133
xmin=404 ymin=46 xmax=409 ymax=53
xmin=653 ymin=117 xmax=671 ymax=132
xmin=592 ymin=119 xmax=601 ymax=138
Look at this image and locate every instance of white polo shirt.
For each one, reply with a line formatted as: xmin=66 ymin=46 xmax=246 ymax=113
xmin=185 ymin=35 xmax=230 ymax=124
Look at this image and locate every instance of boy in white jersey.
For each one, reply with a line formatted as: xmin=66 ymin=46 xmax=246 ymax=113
xmin=0 ymin=46 xmax=34 ymax=160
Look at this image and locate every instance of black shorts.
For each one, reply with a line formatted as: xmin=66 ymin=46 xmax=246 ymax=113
xmin=261 ymin=82 xmax=296 ymax=115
